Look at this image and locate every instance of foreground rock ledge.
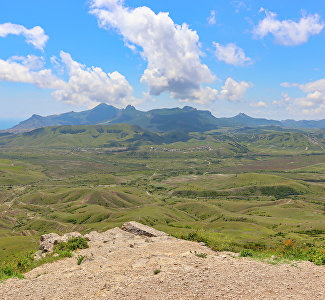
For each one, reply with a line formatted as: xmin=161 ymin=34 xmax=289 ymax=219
xmin=121 ymin=221 xmax=169 ymax=237
xmin=1 ymin=222 xmax=324 ymax=300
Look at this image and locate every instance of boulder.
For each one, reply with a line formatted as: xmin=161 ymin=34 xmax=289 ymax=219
xmin=39 ymin=233 xmax=62 ymax=253
xmin=61 ymin=232 xmax=82 ymax=242
xmin=121 ymin=221 xmax=169 ymax=237
xmin=39 ymin=232 xmax=82 ymax=253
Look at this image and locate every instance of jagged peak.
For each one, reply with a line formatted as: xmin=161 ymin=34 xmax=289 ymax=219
xmin=91 ymin=103 xmax=116 ymax=110
xmin=182 ymin=106 xmax=196 ymax=111
xmin=236 ymin=112 xmax=250 ymax=118
xmin=125 ymin=105 xmax=136 ymax=110
xmin=30 ymin=114 xmax=42 ymax=118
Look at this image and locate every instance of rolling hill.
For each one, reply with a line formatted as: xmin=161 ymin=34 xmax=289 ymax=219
xmin=0 ymin=123 xmax=324 ymax=153
xmin=0 ymin=124 xmax=193 ymax=148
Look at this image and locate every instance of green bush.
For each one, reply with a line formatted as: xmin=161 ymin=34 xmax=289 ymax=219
xmin=57 ymin=250 xmax=73 ymax=258
xmin=0 ymin=265 xmax=23 ymax=281
xmin=55 ymin=237 xmax=89 ymax=252
xmin=16 ymin=251 xmax=36 ymax=272
xmin=306 ymin=249 xmax=325 ymax=266
xmin=260 ymin=185 xmax=299 ymax=199
xmin=240 ymin=249 xmax=254 ymax=257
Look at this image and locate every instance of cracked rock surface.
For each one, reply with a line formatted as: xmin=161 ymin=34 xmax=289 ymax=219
xmin=1 ymin=224 xmax=324 ymax=300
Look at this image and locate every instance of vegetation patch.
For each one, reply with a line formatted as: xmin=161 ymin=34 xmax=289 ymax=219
xmin=0 ymin=237 xmax=89 ymax=281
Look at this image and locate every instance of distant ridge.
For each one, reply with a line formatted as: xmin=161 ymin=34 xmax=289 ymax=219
xmin=7 ymin=103 xmax=325 ymax=133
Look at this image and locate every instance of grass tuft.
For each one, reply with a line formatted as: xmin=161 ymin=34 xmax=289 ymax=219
xmin=153 ymin=269 xmax=161 ymax=275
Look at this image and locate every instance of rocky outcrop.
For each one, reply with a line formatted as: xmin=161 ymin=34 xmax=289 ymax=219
xmin=38 ymin=232 xmax=82 ymax=255
xmin=121 ymin=221 xmax=169 ymax=237
xmin=2 ymin=222 xmax=325 ymax=300
xmin=35 ymin=222 xmax=165 ymax=258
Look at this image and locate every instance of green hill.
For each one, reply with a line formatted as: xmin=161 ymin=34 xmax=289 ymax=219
xmin=0 ymin=124 xmax=192 ymax=148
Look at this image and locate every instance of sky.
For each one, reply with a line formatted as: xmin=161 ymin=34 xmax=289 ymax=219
xmin=0 ymin=0 xmax=325 ymax=127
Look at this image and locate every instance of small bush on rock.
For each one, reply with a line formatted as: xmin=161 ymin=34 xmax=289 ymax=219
xmin=240 ymin=249 xmax=254 ymax=257
xmin=55 ymin=237 xmax=89 ymax=252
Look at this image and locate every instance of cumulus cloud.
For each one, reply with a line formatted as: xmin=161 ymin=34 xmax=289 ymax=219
xmin=0 ymin=23 xmax=49 ymax=50
xmin=0 ymin=52 xmax=138 ymax=107
xmin=89 ymin=0 xmax=221 ymax=104
xmin=207 ymin=10 xmax=216 ymax=25
xmin=213 ymin=42 xmax=252 ymax=66
xmin=218 ymin=78 xmax=252 ymax=102
xmin=0 ymin=56 xmax=64 ymax=90
xmin=253 ymin=10 xmax=324 ymax=46
xmin=52 ymin=51 xmax=137 ymax=106
xmin=8 ymin=55 xmax=45 ymax=70
xmin=281 ymin=78 xmax=325 ymax=114
xmin=250 ymin=101 xmax=267 ymax=108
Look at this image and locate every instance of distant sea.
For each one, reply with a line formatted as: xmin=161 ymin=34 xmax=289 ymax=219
xmin=0 ymin=119 xmax=21 ymax=130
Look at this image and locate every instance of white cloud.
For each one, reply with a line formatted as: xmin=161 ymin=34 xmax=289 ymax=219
xmin=253 ymin=10 xmax=324 ymax=46
xmin=207 ymin=10 xmax=216 ymax=25
xmin=250 ymin=101 xmax=267 ymax=108
xmin=281 ymin=78 xmax=325 ymax=114
xmin=213 ymin=42 xmax=252 ymax=66
xmin=218 ymin=77 xmax=252 ymax=102
xmin=280 ymin=82 xmax=299 ymax=88
xmin=52 ymin=51 xmax=138 ymax=107
xmin=0 ymin=52 xmax=138 ymax=107
xmin=0 ymin=23 xmax=49 ymax=50
xmin=273 ymin=92 xmax=291 ymax=105
xmin=89 ymin=0 xmax=220 ymax=104
xmin=0 ymin=56 xmax=64 ymax=90
xmin=50 ymin=55 xmax=64 ymax=75
xmin=8 ymin=55 xmax=45 ymax=70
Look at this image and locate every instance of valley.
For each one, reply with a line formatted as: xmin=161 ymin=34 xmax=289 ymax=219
xmin=1 ymin=124 xmax=325 ymax=264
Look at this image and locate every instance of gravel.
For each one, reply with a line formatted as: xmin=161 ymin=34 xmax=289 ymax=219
xmin=1 ymin=227 xmax=324 ymax=300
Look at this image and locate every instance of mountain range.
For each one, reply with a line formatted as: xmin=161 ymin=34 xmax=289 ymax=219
xmin=7 ymin=103 xmax=325 ymax=133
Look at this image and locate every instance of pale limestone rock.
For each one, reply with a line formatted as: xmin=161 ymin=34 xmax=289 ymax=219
xmin=39 ymin=233 xmax=61 ymax=253
xmin=122 ymin=221 xmax=169 ymax=237
xmin=39 ymin=232 xmax=82 ymax=254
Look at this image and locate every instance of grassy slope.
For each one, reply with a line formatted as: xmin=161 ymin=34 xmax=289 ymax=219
xmin=0 ymin=125 xmax=325 ymax=263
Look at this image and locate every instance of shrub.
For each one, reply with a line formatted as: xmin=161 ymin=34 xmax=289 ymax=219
xmin=55 ymin=237 xmax=89 ymax=252
xmin=57 ymin=250 xmax=73 ymax=258
xmin=306 ymin=249 xmax=325 ymax=266
xmin=153 ymin=269 xmax=161 ymax=275
xmin=16 ymin=252 xmax=35 ymax=272
xmin=0 ymin=265 xmax=23 ymax=281
xmin=240 ymin=249 xmax=254 ymax=257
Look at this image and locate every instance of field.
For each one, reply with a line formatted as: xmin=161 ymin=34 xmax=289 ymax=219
xmin=0 ymin=125 xmax=325 ymax=263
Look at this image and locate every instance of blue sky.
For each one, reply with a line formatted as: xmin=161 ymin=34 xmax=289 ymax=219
xmin=0 ymin=0 xmax=325 ymax=127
